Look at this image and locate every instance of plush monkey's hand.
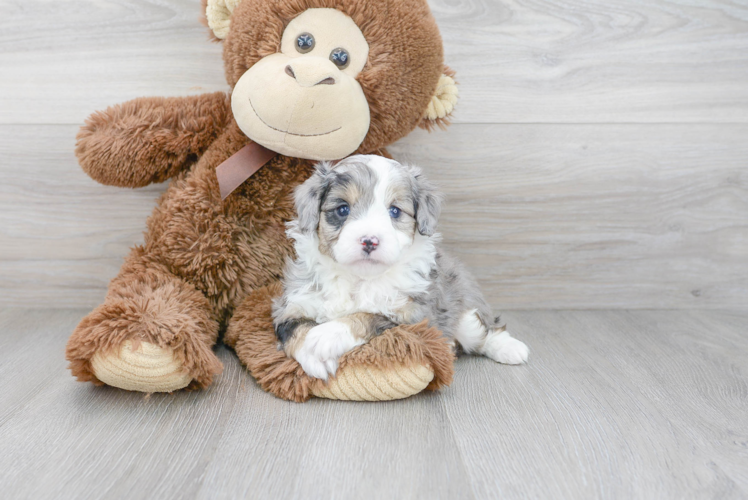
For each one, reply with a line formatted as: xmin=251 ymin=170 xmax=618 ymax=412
xmin=76 ymin=92 xmax=230 ymax=187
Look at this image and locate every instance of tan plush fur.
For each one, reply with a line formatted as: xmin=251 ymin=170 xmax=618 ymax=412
xmin=66 ymin=0 xmax=456 ymax=396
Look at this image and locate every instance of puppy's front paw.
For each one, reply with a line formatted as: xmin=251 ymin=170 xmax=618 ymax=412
xmin=294 ymin=321 xmax=365 ymax=381
xmin=482 ymin=330 xmax=529 ymax=365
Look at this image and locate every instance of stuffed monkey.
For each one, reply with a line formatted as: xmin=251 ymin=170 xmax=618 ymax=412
xmin=66 ymin=0 xmax=459 ymax=401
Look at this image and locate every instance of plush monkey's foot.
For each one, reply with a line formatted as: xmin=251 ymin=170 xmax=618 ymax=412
xmin=309 ymin=363 xmax=436 ymax=401
xmin=90 ymin=340 xmax=193 ymax=392
xmin=66 ymin=257 xmax=223 ymax=392
xmin=67 ymin=299 xmax=223 ymax=392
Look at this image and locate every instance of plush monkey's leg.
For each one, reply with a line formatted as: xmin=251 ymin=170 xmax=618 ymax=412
xmin=66 ymin=247 xmax=222 ymax=392
xmin=224 ymin=284 xmax=456 ymax=402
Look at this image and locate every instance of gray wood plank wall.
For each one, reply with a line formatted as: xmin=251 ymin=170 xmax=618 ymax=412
xmin=1 ymin=0 xmax=746 ymax=309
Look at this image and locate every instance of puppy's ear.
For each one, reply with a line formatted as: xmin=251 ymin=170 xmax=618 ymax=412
xmin=410 ymin=166 xmax=443 ymax=236
xmin=294 ymin=161 xmax=332 ymax=233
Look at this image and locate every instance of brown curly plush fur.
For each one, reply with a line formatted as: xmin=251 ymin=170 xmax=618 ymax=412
xmin=66 ymin=247 xmax=223 ymax=389
xmin=66 ymin=0 xmax=454 ymax=393
xmin=225 ymin=283 xmax=454 ymax=402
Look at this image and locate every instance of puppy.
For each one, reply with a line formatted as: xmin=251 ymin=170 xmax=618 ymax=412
xmin=273 ymin=155 xmax=529 ymax=380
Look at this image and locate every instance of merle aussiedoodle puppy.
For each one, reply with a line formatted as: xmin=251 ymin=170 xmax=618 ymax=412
xmin=273 ymin=155 xmax=529 ymax=380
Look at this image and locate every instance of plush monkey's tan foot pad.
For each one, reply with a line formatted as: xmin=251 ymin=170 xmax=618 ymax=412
xmin=225 ymin=283 xmax=455 ymax=402
xmin=90 ymin=340 xmax=192 ymax=392
xmin=311 ymin=364 xmax=434 ymax=401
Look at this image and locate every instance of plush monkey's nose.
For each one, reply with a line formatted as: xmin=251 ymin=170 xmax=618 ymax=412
xmin=285 ymin=58 xmax=338 ymax=87
xmin=361 ymin=236 xmax=379 ymax=255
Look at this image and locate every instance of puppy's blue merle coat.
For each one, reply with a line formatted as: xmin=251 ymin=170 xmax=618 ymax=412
xmin=273 ymin=155 xmax=528 ymax=380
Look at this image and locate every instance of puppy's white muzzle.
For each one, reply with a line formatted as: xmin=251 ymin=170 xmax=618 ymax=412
xmin=333 ymin=208 xmax=409 ymax=275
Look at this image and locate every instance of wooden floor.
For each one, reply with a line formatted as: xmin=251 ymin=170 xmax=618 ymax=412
xmin=1 ymin=308 xmax=746 ymax=499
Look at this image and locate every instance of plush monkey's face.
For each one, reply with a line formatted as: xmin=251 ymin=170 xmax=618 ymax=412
xmin=212 ymin=0 xmax=458 ymax=160
xmin=231 ymin=9 xmax=370 ymax=160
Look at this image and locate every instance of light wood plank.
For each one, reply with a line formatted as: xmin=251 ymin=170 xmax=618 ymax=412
xmin=435 ymin=0 xmax=748 ymax=123
xmin=193 ymin=391 xmax=472 ymax=500
xmin=0 ymin=309 xmax=471 ymax=500
xmin=2 ymin=0 xmax=748 ymax=124
xmin=0 ymin=0 xmax=227 ymax=125
xmin=0 ymin=309 xmax=81 ymax=425
xmin=0 ymin=124 xmax=162 ymax=308
xmin=605 ymin=310 xmax=748 ymax=492
xmin=441 ymin=309 xmax=748 ymax=499
xmin=0 ymin=309 xmax=249 ymax=500
xmin=1 ymin=309 xmax=747 ymax=499
xmin=3 ymin=123 xmax=746 ymax=309
xmin=392 ymin=124 xmax=748 ymax=309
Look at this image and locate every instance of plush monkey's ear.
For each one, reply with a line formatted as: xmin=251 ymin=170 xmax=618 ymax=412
xmin=294 ymin=162 xmax=333 ymax=234
xmin=205 ymin=0 xmax=243 ymax=40
xmin=419 ymin=67 xmax=459 ymax=131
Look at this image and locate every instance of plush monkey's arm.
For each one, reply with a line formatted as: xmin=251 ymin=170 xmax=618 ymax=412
xmin=76 ymin=92 xmax=231 ymax=188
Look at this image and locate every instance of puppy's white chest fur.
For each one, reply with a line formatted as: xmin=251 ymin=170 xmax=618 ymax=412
xmin=313 ymin=269 xmax=417 ymax=320
xmin=280 ymin=223 xmax=438 ymax=324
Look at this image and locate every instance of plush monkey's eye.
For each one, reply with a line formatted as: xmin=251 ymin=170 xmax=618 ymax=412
xmin=296 ymin=33 xmax=315 ymax=53
xmin=329 ymin=48 xmax=350 ymax=69
xmin=335 ymin=204 xmax=350 ymax=217
xmin=389 ymin=206 xmax=401 ymax=219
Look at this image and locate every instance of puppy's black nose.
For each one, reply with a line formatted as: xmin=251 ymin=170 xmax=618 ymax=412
xmin=361 ymin=236 xmax=379 ymax=254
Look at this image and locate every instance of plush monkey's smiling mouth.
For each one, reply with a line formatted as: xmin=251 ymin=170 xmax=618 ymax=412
xmin=248 ymin=98 xmax=342 ymax=137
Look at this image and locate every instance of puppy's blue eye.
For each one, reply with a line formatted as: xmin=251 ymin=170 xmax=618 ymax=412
xmin=389 ymin=206 xmax=401 ymax=219
xmin=335 ymin=204 xmax=350 ymax=217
